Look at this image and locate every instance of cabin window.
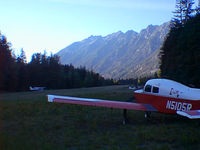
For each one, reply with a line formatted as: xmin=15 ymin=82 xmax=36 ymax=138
xmin=152 ymin=86 xmax=159 ymax=93
xmin=144 ymin=85 xmax=152 ymax=92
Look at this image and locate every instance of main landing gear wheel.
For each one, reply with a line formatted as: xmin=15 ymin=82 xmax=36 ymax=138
xmin=144 ymin=111 xmax=151 ymax=118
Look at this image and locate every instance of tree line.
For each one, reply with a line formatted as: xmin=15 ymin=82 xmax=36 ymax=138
xmin=0 ymin=34 xmax=114 ymax=92
xmin=160 ymin=0 xmax=200 ymax=87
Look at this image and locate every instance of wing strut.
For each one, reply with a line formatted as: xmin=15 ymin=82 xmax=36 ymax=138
xmin=123 ymin=109 xmax=128 ymax=125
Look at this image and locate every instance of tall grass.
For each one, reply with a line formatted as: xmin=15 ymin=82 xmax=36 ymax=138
xmin=0 ymin=85 xmax=200 ymax=150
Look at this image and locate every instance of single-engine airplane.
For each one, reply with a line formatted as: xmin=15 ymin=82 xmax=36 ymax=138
xmin=30 ymin=86 xmax=46 ymax=91
xmin=47 ymin=78 xmax=200 ymax=123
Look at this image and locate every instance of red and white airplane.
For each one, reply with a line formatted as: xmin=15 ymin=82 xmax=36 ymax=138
xmin=47 ymin=78 xmax=200 ymax=122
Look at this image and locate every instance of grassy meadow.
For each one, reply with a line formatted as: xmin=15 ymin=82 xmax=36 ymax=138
xmin=0 ymin=85 xmax=200 ymax=150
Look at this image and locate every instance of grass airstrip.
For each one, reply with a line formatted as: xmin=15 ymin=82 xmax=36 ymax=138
xmin=0 ymin=85 xmax=200 ymax=150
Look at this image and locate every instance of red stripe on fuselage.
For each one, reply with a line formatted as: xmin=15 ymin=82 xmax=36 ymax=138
xmin=134 ymin=92 xmax=200 ymax=114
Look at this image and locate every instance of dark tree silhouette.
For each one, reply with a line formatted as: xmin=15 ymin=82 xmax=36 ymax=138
xmin=0 ymin=33 xmax=15 ymax=91
xmin=172 ymin=0 xmax=195 ymax=27
xmin=160 ymin=13 xmax=200 ymax=87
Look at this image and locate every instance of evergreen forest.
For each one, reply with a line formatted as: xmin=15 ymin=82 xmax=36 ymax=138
xmin=0 ymin=35 xmax=113 ymax=92
xmin=160 ymin=0 xmax=200 ymax=87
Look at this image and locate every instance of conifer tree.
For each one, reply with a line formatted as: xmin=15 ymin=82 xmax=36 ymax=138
xmin=172 ymin=0 xmax=195 ymax=27
xmin=0 ymin=33 xmax=15 ymax=91
xmin=17 ymin=48 xmax=27 ymax=64
xmin=16 ymin=49 xmax=28 ymax=90
xmin=196 ymin=0 xmax=200 ymax=14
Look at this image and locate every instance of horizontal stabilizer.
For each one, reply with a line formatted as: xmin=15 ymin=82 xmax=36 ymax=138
xmin=177 ymin=110 xmax=200 ymax=119
xmin=47 ymin=95 xmax=157 ymax=111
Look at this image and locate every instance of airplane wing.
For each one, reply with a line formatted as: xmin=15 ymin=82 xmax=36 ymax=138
xmin=47 ymin=95 xmax=157 ymax=111
xmin=177 ymin=110 xmax=200 ymax=119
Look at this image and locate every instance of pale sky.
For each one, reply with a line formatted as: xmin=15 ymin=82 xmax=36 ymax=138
xmin=0 ymin=0 xmax=181 ymax=61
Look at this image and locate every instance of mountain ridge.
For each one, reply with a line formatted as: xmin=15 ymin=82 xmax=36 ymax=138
xmin=57 ymin=22 xmax=170 ymax=79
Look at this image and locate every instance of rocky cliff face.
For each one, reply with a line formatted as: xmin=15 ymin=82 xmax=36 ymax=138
xmin=57 ymin=22 xmax=170 ymax=79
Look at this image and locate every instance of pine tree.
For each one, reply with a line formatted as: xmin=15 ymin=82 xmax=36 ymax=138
xmin=17 ymin=48 xmax=27 ymax=64
xmin=196 ymin=0 xmax=200 ymax=14
xmin=0 ymin=33 xmax=15 ymax=91
xmin=172 ymin=0 xmax=195 ymax=27
xmin=16 ymin=49 xmax=28 ymax=91
xmin=184 ymin=0 xmax=195 ymax=21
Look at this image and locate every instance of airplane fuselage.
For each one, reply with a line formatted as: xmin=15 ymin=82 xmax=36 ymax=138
xmin=134 ymin=79 xmax=200 ymax=114
xmin=134 ymin=92 xmax=200 ymax=113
